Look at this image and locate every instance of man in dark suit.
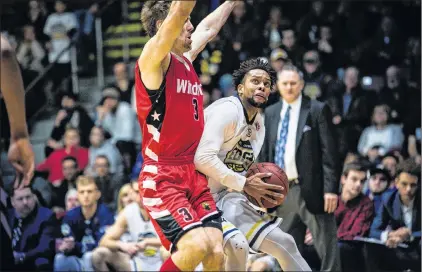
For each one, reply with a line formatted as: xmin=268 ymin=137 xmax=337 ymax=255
xmin=7 ymin=186 xmax=57 ymax=271
xmin=259 ymin=64 xmax=341 ymax=271
xmin=366 ymin=160 xmax=421 ymax=271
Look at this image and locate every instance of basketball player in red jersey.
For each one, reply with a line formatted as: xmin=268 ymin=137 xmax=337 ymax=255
xmin=1 ymin=34 xmax=35 ymax=271
xmin=135 ymin=1 xmax=240 ymax=271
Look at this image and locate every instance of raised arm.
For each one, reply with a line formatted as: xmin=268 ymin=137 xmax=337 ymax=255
xmin=1 ymin=35 xmax=35 ymax=188
xmin=1 ymin=35 xmax=29 ymax=139
xmin=185 ymin=1 xmax=238 ymax=62
xmin=138 ymin=1 xmax=196 ymax=90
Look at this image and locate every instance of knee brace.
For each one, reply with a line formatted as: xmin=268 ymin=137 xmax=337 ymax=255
xmin=224 ymin=233 xmax=249 ymax=270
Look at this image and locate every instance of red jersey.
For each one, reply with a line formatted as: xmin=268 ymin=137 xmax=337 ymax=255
xmin=135 ymin=53 xmax=204 ymax=164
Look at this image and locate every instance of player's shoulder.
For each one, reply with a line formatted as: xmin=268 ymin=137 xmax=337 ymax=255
xmin=205 ymin=96 xmax=242 ymax=116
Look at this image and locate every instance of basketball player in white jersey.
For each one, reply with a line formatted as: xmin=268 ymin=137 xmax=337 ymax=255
xmin=91 ymin=181 xmax=163 ymax=271
xmin=194 ymin=58 xmax=311 ymax=271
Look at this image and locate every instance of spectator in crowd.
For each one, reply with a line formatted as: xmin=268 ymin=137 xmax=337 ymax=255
xmin=92 ymin=155 xmax=124 ymax=212
xmin=95 ymin=88 xmax=138 ymax=173
xmin=50 ymin=156 xmax=80 ymax=217
xmin=280 ymin=28 xmax=305 ymax=66
xmin=74 ymin=3 xmax=98 ymax=74
xmin=303 ymin=162 xmax=374 ymax=271
xmin=334 ymin=163 xmax=374 ymax=272
xmin=45 ymin=92 xmax=94 ymax=157
xmin=270 ymin=48 xmax=289 ymax=74
xmin=262 ymin=6 xmax=291 ymax=55
xmin=92 ymin=180 xmax=162 ymax=271
xmin=327 ymin=66 xmax=370 ymax=160
xmin=369 ymin=16 xmax=403 ymax=75
xmin=296 ymin=1 xmax=326 ymax=49
xmin=357 ymin=104 xmax=404 ymax=163
xmin=16 ymin=25 xmax=45 ymax=79
xmin=378 ymin=65 xmax=407 ymax=123
xmin=316 ymin=23 xmax=339 ymax=76
xmin=365 ymin=166 xmax=394 ymax=213
xmin=64 ymin=188 xmax=79 ymax=212
xmin=8 ymin=186 xmax=57 ymax=271
xmin=403 ymin=37 xmax=420 ymax=88
xmin=381 ymin=152 xmax=400 ymax=184
xmin=116 ymin=183 xmax=134 ymax=214
xmin=86 ymin=126 xmax=123 ymax=177
xmin=24 ymin=0 xmax=48 ymax=42
xmin=301 ymin=50 xmax=333 ymax=101
xmin=366 ymin=160 xmax=421 ymax=271
xmin=221 ymin=1 xmax=261 ymax=61
xmin=54 ymin=176 xmax=114 ymax=272
xmin=260 ymin=65 xmax=341 ymax=271
xmin=266 ymin=48 xmax=289 ymax=107
xmin=43 ymin=0 xmax=78 ymax=95
xmin=107 ymin=62 xmax=135 ymax=104
xmin=37 ymin=127 xmax=89 ymax=184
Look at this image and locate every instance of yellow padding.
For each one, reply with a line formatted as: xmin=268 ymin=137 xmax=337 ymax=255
xmin=106 ymin=24 xmax=143 ymax=34
xmin=106 ymin=48 xmax=143 ymax=58
xmin=104 ymin=37 xmax=150 ymax=47
xmin=129 ymin=2 xmax=141 ymax=8
xmin=129 ymin=12 xmax=141 ymax=20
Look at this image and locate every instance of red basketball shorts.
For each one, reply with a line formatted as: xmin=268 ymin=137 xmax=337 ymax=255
xmin=138 ymin=162 xmax=221 ymax=251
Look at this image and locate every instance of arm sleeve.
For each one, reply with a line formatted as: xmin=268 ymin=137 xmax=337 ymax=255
xmin=61 ymin=215 xmax=83 ymax=256
xmin=369 ymin=200 xmax=391 ymax=240
xmin=25 ymin=213 xmax=57 ymax=260
xmin=318 ymin=104 xmax=340 ymax=194
xmin=36 ymin=154 xmax=53 ymax=172
xmin=43 ymin=16 xmax=52 ymax=36
xmin=357 ymin=128 xmax=370 ymax=156
xmin=194 ymin=102 xmax=246 ymax=192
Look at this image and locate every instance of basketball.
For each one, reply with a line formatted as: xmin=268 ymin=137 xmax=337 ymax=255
xmin=245 ymin=162 xmax=289 ymax=208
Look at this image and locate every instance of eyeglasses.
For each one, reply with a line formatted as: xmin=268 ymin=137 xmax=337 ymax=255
xmin=304 ymin=59 xmax=318 ymax=64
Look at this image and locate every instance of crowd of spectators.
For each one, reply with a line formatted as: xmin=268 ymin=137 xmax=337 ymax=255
xmin=1 ymin=0 xmax=420 ymax=271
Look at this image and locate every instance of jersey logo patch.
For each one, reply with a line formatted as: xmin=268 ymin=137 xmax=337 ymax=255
xmin=201 ymin=202 xmax=211 ymax=211
xmin=223 ymin=139 xmax=255 ymax=173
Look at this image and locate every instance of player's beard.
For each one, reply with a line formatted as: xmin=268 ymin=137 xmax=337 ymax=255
xmin=247 ymin=96 xmax=267 ymax=109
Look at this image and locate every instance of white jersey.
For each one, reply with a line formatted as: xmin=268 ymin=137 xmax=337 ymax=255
xmin=123 ymin=202 xmax=161 ymax=267
xmin=194 ymin=96 xmax=265 ymax=195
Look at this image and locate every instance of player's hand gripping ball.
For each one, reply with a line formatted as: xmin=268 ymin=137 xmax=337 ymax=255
xmin=245 ymin=162 xmax=289 ymax=208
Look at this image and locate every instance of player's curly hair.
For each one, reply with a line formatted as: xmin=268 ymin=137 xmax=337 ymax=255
xmin=232 ymin=58 xmax=277 ymax=89
xmin=141 ymin=1 xmax=172 ymax=37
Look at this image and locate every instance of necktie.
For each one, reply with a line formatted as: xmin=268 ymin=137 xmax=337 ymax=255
xmin=12 ymin=218 xmax=23 ymax=250
xmin=275 ymin=106 xmax=291 ymax=169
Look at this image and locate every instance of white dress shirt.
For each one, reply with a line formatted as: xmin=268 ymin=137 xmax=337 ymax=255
xmin=380 ymin=197 xmax=415 ymax=243
xmin=402 ymin=198 xmax=414 ymax=230
xmin=277 ymin=95 xmax=302 ymax=180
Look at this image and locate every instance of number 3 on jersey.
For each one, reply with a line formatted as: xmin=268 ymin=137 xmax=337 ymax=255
xmin=192 ymin=98 xmax=199 ymax=121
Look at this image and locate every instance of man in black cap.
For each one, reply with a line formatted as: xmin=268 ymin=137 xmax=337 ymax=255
xmin=266 ymin=48 xmax=290 ymax=108
xmin=365 ymin=165 xmax=394 ymax=212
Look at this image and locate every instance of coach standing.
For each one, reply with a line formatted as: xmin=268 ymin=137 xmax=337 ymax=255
xmin=259 ymin=64 xmax=341 ymax=271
